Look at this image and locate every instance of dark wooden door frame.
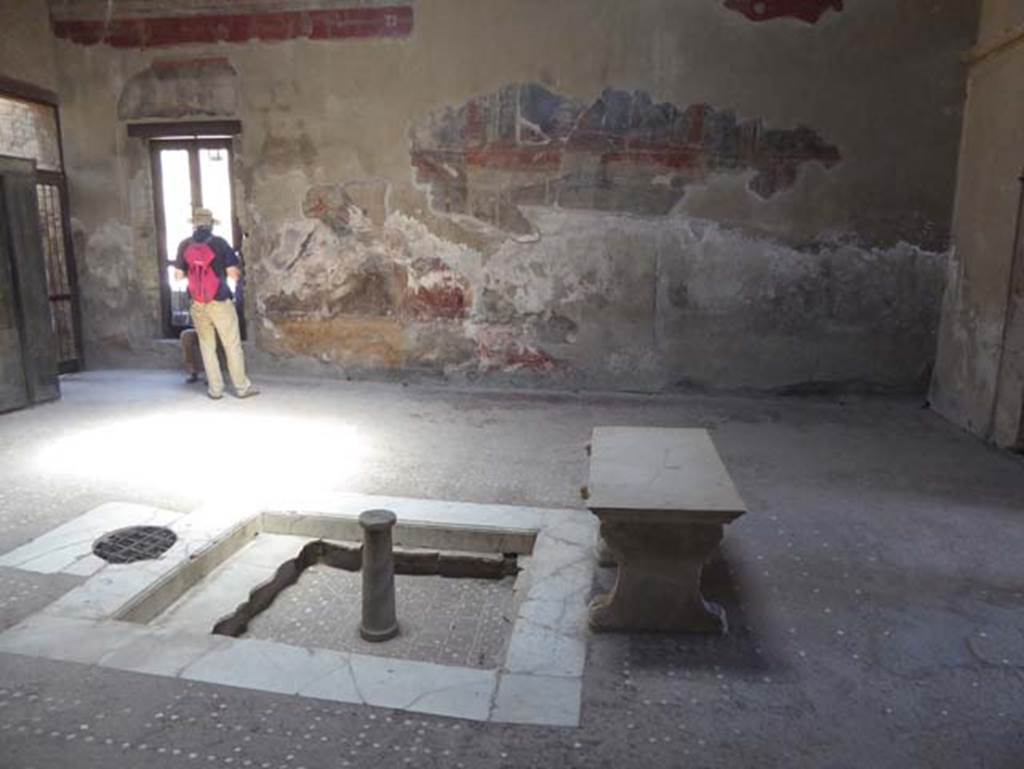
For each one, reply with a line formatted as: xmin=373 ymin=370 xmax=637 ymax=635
xmin=36 ymin=169 xmax=83 ymax=373
xmin=0 ymin=155 xmax=60 ymax=405
xmin=991 ymin=170 xmax=1024 ymax=450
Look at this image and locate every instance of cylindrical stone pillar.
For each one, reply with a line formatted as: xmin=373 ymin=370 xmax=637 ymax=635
xmin=359 ymin=509 xmax=399 ymax=642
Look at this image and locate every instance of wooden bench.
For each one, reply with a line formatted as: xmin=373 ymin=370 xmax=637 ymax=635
xmin=586 ymin=426 xmax=746 ymax=634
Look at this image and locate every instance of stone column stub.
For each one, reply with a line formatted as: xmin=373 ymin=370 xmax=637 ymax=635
xmin=358 ymin=508 xmax=399 ymax=642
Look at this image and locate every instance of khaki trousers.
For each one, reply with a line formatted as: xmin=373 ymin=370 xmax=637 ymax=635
xmin=189 ymin=299 xmax=251 ymax=397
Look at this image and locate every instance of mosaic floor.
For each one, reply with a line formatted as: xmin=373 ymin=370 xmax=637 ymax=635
xmin=244 ymin=566 xmax=521 ymax=669
xmin=2 ymin=372 xmax=1023 ymax=767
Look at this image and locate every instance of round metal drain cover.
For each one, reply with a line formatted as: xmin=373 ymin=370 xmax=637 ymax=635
xmin=92 ymin=526 xmax=177 ymax=564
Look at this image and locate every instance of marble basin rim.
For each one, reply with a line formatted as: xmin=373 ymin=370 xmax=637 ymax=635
xmin=0 ymin=496 xmax=596 ymax=727
xmin=116 ymin=511 xmax=539 ymax=625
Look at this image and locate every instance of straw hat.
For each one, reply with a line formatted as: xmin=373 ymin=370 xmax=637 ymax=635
xmin=189 ymin=207 xmax=219 ymax=226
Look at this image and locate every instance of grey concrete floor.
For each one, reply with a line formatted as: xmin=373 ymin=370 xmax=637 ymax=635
xmin=0 ymin=370 xmax=1022 ymax=768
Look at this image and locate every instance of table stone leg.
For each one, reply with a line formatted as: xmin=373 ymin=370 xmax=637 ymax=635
xmin=588 ymin=519 xmax=726 ymax=634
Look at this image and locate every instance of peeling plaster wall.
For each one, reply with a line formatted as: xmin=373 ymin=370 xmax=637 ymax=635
xmin=52 ymin=0 xmax=978 ymax=392
xmin=410 ymin=83 xmax=842 ymax=234
xmin=932 ymin=0 xmax=1024 ymax=446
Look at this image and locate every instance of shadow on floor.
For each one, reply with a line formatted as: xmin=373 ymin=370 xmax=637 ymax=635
xmin=588 ymin=542 xmax=783 ymax=678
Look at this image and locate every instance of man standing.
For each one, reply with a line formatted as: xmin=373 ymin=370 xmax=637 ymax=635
xmin=173 ymin=208 xmax=258 ymax=400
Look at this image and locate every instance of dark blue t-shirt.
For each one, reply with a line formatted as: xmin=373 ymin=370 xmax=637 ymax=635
xmin=174 ymin=229 xmax=239 ymax=302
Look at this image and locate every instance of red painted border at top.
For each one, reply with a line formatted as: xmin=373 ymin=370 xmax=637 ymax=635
xmin=724 ymin=0 xmax=843 ymax=24
xmin=53 ymin=6 xmax=413 ymax=48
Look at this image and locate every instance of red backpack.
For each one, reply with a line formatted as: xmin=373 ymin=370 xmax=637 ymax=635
xmin=184 ymin=241 xmax=221 ymax=304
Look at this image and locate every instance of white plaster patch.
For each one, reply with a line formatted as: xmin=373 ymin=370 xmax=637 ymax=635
xmin=385 ymin=211 xmax=484 ymax=284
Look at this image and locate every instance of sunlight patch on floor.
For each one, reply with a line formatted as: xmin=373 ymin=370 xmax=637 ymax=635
xmin=34 ymin=410 xmax=368 ymax=504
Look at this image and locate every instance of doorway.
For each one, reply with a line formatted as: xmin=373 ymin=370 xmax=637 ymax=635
xmin=0 ymin=82 xmax=82 ymax=372
xmin=149 ymin=137 xmax=244 ymax=339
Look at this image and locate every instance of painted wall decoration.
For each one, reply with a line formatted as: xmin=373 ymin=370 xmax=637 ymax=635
xmin=723 ymin=0 xmax=844 ymax=24
xmin=411 ymin=83 xmax=841 ymax=233
xmin=51 ymin=3 xmax=413 ymax=47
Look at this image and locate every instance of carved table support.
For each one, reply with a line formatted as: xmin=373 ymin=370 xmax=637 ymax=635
xmin=588 ymin=517 xmax=726 ymax=634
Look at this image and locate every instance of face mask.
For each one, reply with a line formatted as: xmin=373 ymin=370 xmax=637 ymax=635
xmin=194 ymin=225 xmax=212 ymax=238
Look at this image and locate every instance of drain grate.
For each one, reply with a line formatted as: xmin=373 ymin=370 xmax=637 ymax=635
xmin=92 ymin=526 xmax=177 ymax=564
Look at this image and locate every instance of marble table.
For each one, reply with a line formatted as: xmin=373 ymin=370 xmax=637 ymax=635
xmin=587 ymin=426 xmax=746 ymax=634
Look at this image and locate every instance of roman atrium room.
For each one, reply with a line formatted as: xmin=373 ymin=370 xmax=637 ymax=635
xmin=0 ymin=1 xmax=1021 ymax=767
